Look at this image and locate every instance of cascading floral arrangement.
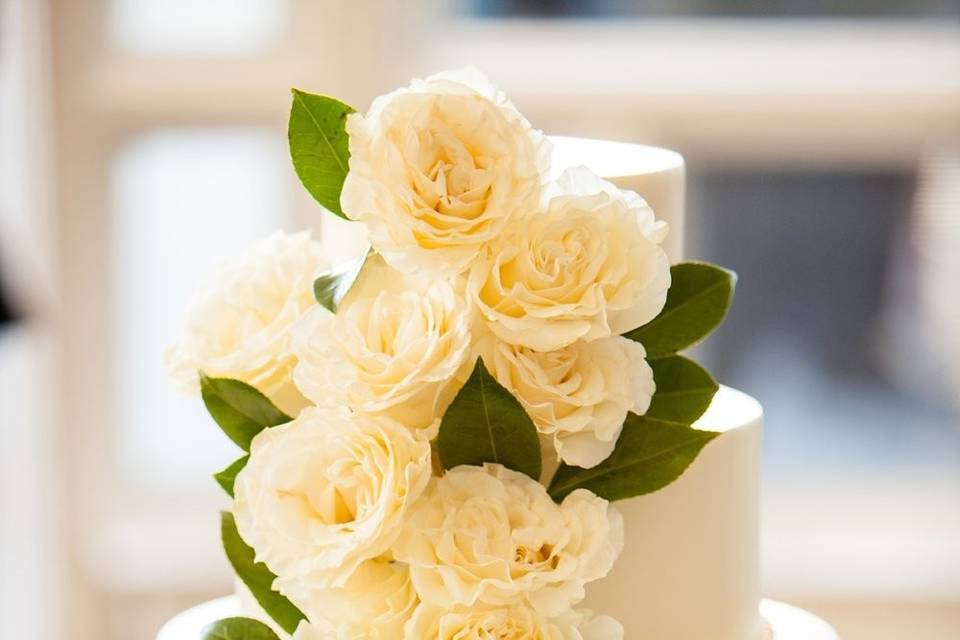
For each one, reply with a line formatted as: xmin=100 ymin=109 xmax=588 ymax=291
xmin=166 ymin=67 xmax=735 ymax=640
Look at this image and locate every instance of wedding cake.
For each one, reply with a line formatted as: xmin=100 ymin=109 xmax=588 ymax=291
xmin=160 ymin=69 xmax=836 ymax=640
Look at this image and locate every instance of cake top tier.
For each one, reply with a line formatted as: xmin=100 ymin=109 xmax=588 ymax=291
xmin=695 ymin=386 xmax=764 ymax=434
xmin=550 ymin=136 xmax=684 ymax=179
xmin=550 ymin=136 xmax=686 ymax=263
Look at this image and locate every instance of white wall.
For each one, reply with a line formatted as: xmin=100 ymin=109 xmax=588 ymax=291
xmin=0 ymin=0 xmax=63 ymax=638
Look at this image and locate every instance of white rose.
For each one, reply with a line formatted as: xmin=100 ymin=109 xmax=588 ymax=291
xmin=233 ymin=406 xmax=432 ymax=590
xmin=285 ymin=558 xmax=418 ymax=639
xmin=292 ymin=254 xmax=473 ymax=439
xmin=392 ymin=463 xmax=623 ymax=616
xmin=341 ymin=67 xmax=551 ymax=276
xmin=481 ymin=335 xmax=654 ymax=468
xmin=404 ymin=603 xmax=623 ymax=640
xmin=164 ymin=230 xmax=327 ymax=413
xmin=571 ymin=612 xmax=624 ymax=640
xmin=468 ymin=167 xmax=670 ymax=352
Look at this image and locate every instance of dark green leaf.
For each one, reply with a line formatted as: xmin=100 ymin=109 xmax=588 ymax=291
xmin=547 ymin=414 xmax=719 ymax=502
xmin=313 ymin=248 xmax=372 ymax=312
xmin=288 ymin=89 xmax=355 ymax=218
xmin=214 ymin=455 xmax=249 ymax=498
xmin=201 ymin=617 xmax=281 ymax=640
xmin=624 ymin=262 xmax=736 ymax=359
xmin=220 ymin=512 xmax=306 ymax=635
xmin=437 ymin=359 xmax=542 ymax=480
xmin=646 ymin=356 xmax=718 ymax=425
xmin=200 ymin=375 xmax=291 ymax=451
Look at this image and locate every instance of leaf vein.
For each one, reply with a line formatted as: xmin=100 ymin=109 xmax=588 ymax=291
xmin=549 ymin=433 xmax=714 ymax=497
xmin=293 ymin=91 xmax=348 ymax=174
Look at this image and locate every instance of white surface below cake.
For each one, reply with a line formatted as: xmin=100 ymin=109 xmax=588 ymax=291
xmin=159 ymin=591 xmax=838 ymax=639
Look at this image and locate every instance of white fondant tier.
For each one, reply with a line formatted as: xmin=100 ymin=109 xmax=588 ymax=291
xmin=550 ymin=136 xmax=686 ymax=264
xmin=158 ymin=596 xmax=838 ymax=640
xmin=582 ymin=386 xmax=765 ymax=640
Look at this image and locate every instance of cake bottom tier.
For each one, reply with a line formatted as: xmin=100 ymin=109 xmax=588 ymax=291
xmin=211 ymin=387 xmax=793 ymax=640
xmin=580 ymin=386 xmax=765 ymax=639
xmin=158 ymin=596 xmax=838 ymax=639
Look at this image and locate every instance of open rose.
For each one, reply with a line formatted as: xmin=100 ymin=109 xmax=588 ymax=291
xmin=233 ymin=406 xmax=431 ymax=591
xmin=481 ymin=335 xmax=654 ymax=468
xmin=392 ymin=463 xmax=623 ymax=617
xmin=164 ymin=230 xmax=327 ymax=413
xmin=341 ymin=67 xmax=551 ymax=276
xmin=468 ymin=168 xmax=670 ymax=352
xmin=291 ymin=254 xmax=473 ymax=440
xmin=403 ymin=603 xmax=623 ymax=640
xmin=285 ymin=558 xmax=418 ymax=639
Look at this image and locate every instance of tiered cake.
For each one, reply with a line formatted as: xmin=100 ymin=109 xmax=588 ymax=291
xmin=230 ymin=138 xmax=768 ymax=639
xmin=159 ymin=69 xmax=838 ymax=640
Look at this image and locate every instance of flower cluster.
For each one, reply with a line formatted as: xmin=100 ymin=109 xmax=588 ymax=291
xmin=168 ymin=68 xmax=674 ymax=639
xmin=164 ymin=230 xmax=328 ymax=416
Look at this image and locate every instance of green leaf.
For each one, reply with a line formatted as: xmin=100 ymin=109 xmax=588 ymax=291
xmin=214 ymin=455 xmax=249 ymax=498
xmin=200 ymin=375 xmax=292 ymax=451
xmin=201 ymin=617 xmax=281 ymax=640
xmin=646 ymin=356 xmax=718 ymax=425
xmin=547 ymin=414 xmax=719 ymax=502
xmin=288 ymin=89 xmax=356 ymax=218
xmin=624 ymin=262 xmax=736 ymax=359
xmin=313 ymin=248 xmax=372 ymax=312
xmin=221 ymin=512 xmax=306 ymax=635
xmin=437 ymin=359 xmax=542 ymax=480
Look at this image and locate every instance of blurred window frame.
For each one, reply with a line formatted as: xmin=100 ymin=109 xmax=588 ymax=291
xmin=420 ymin=15 xmax=960 ymax=168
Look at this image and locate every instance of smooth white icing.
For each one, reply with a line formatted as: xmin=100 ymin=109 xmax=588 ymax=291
xmin=581 ymin=386 xmax=765 ymax=640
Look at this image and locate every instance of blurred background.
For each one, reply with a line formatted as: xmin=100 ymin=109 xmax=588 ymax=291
xmin=1 ymin=1 xmax=959 ymax=638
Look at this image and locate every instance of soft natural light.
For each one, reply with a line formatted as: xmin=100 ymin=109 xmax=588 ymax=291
xmin=108 ymin=0 xmax=288 ymax=55
xmin=109 ymin=128 xmax=290 ymax=490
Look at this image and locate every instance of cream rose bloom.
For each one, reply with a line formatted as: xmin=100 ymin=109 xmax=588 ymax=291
xmin=285 ymin=558 xmax=418 ymax=639
xmin=569 ymin=612 xmax=625 ymax=640
xmin=233 ymin=405 xmax=431 ymax=590
xmin=392 ymin=463 xmax=623 ymax=616
xmin=292 ymin=254 xmax=473 ymax=440
xmin=468 ymin=167 xmax=671 ymax=352
xmin=165 ymin=230 xmax=327 ymax=413
xmin=341 ymin=67 xmax=551 ymax=276
xmin=481 ymin=335 xmax=654 ymax=468
xmin=404 ymin=603 xmax=623 ymax=640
